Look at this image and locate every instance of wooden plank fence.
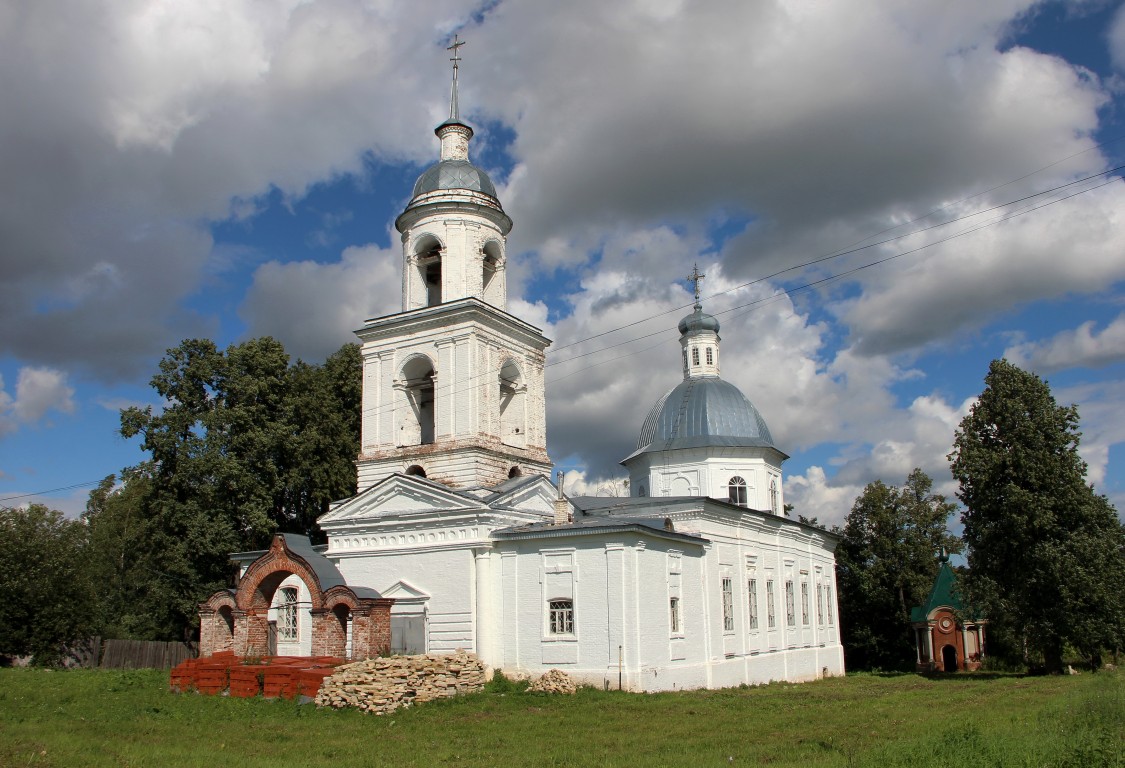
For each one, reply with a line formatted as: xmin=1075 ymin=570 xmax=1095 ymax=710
xmin=99 ymin=639 xmax=198 ymax=670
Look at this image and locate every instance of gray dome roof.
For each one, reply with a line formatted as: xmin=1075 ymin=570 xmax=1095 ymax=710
xmin=678 ymin=307 xmax=720 ymax=335
xmin=634 ymin=377 xmax=778 ymax=453
xmin=413 ymin=159 xmax=497 ymax=198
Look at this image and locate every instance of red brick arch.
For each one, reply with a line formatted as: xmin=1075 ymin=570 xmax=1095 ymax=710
xmin=199 ymin=534 xmax=392 ymax=659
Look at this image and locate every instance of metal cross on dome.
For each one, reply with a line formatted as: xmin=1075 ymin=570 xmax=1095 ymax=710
xmin=686 ymin=263 xmax=705 ymax=306
xmin=448 ymin=34 xmax=465 ymax=74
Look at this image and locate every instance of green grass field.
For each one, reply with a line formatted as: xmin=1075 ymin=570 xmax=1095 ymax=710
xmin=0 ymin=668 xmax=1121 ymax=767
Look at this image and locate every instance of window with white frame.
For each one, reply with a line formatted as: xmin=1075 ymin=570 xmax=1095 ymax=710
xmin=277 ymin=586 xmax=298 ymax=642
xmin=766 ymin=579 xmax=776 ymax=629
xmin=727 ymin=476 xmax=747 ymax=507
xmin=817 ymin=583 xmax=824 ymax=625
xmin=769 ymin=478 xmax=779 ymax=514
xmin=721 ymin=577 xmax=734 ymax=632
xmin=747 ymin=577 xmax=758 ymax=630
xmin=548 ymin=599 xmax=574 ymax=635
xmin=670 ymin=597 xmax=681 ymax=634
xmin=785 ymin=580 xmax=796 ymax=627
xmin=801 ymin=582 xmax=810 ymax=625
xmin=706 ymin=347 xmax=713 ymax=365
xmin=692 ymin=347 xmax=700 ymax=366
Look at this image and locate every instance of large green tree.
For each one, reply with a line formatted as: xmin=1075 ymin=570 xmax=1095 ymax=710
xmin=836 ymin=468 xmax=961 ymax=670
xmin=949 ymin=359 xmax=1125 ymax=672
xmin=98 ymin=337 xmax=362 ymax=640
xmin=0 ymin=504 xmax=97 ymax=664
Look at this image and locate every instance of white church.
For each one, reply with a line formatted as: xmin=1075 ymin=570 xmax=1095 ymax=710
xmin=198 ymin=46 xmax=845 ymax=690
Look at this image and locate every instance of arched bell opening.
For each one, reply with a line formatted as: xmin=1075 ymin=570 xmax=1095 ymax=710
xmin=405 ymin=464 xmax=427 ymax=478
xmin=414 ymin=234 xmax=443 ymax=307
xmin=482 ymin=240 xmax=503 ymax=306
xmin=399 ymin=356 xmax=436 ymax=446
xmin=499 ymin=358 xmax=526 ymax=448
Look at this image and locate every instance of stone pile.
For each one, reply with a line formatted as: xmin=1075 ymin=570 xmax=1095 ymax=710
xmin=529 ymin=668 xmax=577 ymax=694
xmin=315 ymin=650 xmax=486 ymax=715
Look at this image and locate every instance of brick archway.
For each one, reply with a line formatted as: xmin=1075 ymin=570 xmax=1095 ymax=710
xmin=199 ymin=534 xmax=392 ymax=659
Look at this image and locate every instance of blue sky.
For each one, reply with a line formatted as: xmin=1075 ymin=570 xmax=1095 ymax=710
xmin=2 ymin=0 xmax=1125 ymax=529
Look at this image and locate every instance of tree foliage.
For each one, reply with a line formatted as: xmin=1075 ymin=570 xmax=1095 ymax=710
xmin=950 ymin=359 xmax=1125 ymax=671
xmin=95 ymin=337 xmax=361 ymax=640
xmin=0 ymin=504 xmax=97 ymax=664
xmin=836 ymin=468 xmax=961 ymax=670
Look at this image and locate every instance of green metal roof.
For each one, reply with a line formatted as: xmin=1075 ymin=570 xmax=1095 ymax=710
xmin=911 ymin=560 xmax=983 ymax=622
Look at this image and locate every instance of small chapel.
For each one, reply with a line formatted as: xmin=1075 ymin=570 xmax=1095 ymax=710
xmin=198 ymin=42 xmax=845 ymax=690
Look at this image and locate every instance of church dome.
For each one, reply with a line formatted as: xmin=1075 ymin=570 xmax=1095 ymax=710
xmin=634 ymin=377 xmax=777 ymax=453
xmin=678 ymin=307 xmax=720 ymax=335
xmin=413 ymin=159 xmax=498 ymax=198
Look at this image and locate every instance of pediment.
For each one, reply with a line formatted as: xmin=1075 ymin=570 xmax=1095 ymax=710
xmin=319 ymin=474 xmax=488 ymax=525
xmin=489 ymin=475 xmax=558 ymax=515
xmin=381 ymin=579 xmax=430 ymax=601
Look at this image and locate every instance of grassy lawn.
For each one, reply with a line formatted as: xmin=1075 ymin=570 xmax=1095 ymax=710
xmin=0 ymin=668 xmax=1121 ymax=767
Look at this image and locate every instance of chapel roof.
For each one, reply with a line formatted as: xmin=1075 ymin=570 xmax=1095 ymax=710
xmin=412 ymin=158 xmax=498 ymax=198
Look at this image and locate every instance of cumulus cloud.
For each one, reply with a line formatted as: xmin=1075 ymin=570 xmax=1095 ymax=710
xmin=1005 ymin=313 xmax=1125 ymax=372
xmin=240 ymin=243 xmax=403 ymax=361
xmin=0 ymin=367 xmax=76 ymax=437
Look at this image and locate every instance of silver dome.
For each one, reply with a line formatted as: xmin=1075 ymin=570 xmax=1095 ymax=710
xmin=678 ymin=307 xmax=720 ymax=335
xmin=413 ymin=159 xmax=498 ymax=198
xmin=634 ymin=377 xmax=778 ymax=454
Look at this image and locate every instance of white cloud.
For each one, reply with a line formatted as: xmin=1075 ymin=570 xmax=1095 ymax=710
xmin=1005 ymin=313 xmax=1125 ymax=372
xmin=239 ymin=243 xmax=402 ymax=361
xmin=1110 ymin=2 xmax=1125 ymax=71
xmin=0 ymin=367 xmax=76 ymax=436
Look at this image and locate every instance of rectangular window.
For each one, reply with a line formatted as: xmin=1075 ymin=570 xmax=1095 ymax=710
xmin=670 ymin=597 xmax=681 ymax=634
xmin=827 ymin=587 xmax=834 ymax=625
xmin=766 ymin=579 xmax=776 ymax=629
xmin=785 ymin=580 xmax=796 ymax=627
xmin=705 ymin=347 xmax=713 ymax=365
xmin=721 ymin=577 xmax=734 ymax=632
xmin=692 ymin=347 xmax=700 ymax=366
xmin=549 ymin=599 xmax=574 ymax=635
xmin=801 ymin=582 xmax=810 ymax=625
xmin=817 ymin=583 xmax=824 ymax=625
xmin=278 ymin=586 xmax=298 ymax=642
xmin=747 ymin=578 xmax=758 ymax=630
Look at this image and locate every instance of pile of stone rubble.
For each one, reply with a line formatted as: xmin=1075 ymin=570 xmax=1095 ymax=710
xmin=529 ymin=668 xmax=577 ymax=694
xmin=315 ymin=650 xmax=486 ymax=715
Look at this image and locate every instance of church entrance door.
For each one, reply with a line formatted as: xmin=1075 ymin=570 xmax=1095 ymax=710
xmin=391 ymin=615 xmax=426 ymax=655
xmin=941 ymin=644 xmax=958 ymax=672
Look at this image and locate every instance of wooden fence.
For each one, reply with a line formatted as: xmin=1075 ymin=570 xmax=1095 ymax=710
xmin=98 ymin=639 xmax=198 ymax=670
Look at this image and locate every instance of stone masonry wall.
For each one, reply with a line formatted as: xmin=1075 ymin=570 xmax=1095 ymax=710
xmin=315 ymin=650 xmax=486 ymax=715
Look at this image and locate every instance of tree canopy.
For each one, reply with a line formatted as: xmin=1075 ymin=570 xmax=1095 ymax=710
xmin=0 ymin=504 xmax=97 ymax=664
xmin=949 ymin=359 xmax=1125 ymax=671
xmin=96 ymin=337 xmax=362 ymax=640
xmin=836 ymin=468 xmax=961 ymax=670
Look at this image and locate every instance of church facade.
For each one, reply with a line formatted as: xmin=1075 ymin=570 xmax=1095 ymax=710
xmin=199 ymin=49 xmax=845 ymax=690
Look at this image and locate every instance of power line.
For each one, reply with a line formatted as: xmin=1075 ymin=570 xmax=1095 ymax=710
xmin=0 ymin=479 xmax=106 ymax=504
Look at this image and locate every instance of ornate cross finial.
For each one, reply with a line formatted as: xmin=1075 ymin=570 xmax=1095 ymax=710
xmin=686 ymin=263 xmax=705 ymax=307
xmin=446 ymin=34 xmax=466 ymax=122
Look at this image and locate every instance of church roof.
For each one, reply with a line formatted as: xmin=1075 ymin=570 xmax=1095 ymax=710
xmin=626 ymin=377 xmax=784 ymax=461
xmin=412 ymin=159 xmax=498 ymax=198
xmin=678 ymin=306 xmax=720 ymax=334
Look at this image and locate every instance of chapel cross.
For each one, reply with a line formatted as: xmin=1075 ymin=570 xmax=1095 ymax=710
xmin=686 ymin=263 xmax=705 ymax=306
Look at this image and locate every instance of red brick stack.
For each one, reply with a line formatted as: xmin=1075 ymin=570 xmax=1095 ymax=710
xmin=169 ymin=654 xmax=344 ymax=699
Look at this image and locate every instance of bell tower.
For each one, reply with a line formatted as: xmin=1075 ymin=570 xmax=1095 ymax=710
xmin=354 ymin=37 xmax=551 ymax=489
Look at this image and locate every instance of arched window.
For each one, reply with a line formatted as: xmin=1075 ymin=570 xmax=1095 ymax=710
xmin=548 ymin=599 xmax=574 ymax=635
xmin=405 ymin=465 xmax=427 ymax=478
xmin=508 ymin=466 xmax=522 ymax=479
xmin=706 ymin=347 xmax=713 ymax=365
xmin=692 ymin=347 xmax=700 ymax=366
xmin=728 ymin=476 xmax=747 ymax=507
xmin=399 ymin=356 xmax=436 ymax=446
xmin=638 ymin=484 xmax=647 ymax=497
xmin=277 ymin=586 xmax=299 ymax=642
xmin=769 ymin=478 xmax=779 ymax=514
